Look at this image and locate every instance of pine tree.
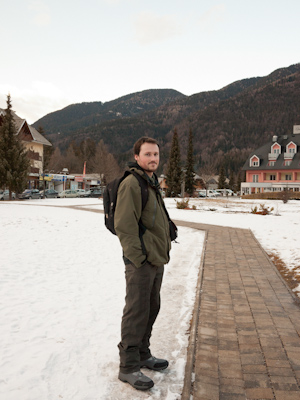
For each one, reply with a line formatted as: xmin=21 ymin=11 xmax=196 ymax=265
xmin=185 ymin=128 xmax=195 ymax=196
xmin=236 ymin=171 xmax=242 ymax=193
xmin=229 ymin=170 xmax=236 ymax=192
xmin=165 ymin=129 xmax=182 ymax=197
xmin=0 ymin=95 xmax=30 ymax=198
xmin=37 ymin=126 xmax=54 ymax=171
xmin=218 ymin=165 xmax=226 ymax=189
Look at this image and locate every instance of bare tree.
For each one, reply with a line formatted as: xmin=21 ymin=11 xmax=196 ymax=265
xmin=64 ymin=145 xmax=81 ymax=173
xmin=47 ymin=147 xmax=64 ymax=173
xmin=198 ymin=163 xmax=217 ymax=195
xmin=91 ymin=140 xmax=121 ymax=183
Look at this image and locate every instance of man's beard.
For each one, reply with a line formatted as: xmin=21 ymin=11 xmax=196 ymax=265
xmin=144 ymin=163 xmax=158 ymax=173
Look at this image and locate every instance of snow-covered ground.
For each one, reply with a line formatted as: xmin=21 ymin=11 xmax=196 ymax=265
xmin=0 ymin=196 xmax=299 ymax=400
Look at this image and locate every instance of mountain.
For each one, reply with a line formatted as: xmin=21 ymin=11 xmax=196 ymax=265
xmin=33 ymin=63 xmax=300 ymax=174
xmin=33 ymin=89 xmax=185 ymax=136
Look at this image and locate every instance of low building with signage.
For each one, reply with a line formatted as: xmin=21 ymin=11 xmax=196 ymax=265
xmin=241 ymin=125 xmax=300 ymax=194
xmin=42 ymin=172 xmax=101 ymax=193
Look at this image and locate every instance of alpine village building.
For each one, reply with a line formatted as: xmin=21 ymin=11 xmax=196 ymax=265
xmin=241 ymin=125 xmax=300 ymax=194
xmin=0 ymin=108 xmax=52 ymax=188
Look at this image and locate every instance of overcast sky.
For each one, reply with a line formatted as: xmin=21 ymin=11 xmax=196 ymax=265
xmin=1 ymin=0 xmax=299 ymax=124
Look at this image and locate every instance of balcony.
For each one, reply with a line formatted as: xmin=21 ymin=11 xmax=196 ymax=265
xmin=27 ymin=149 xmax=42 ymax=161
xmin=268 ymin=153 xmax=279 ymax=160
xmin=284 ymin=152 xmax=295 ymax=159
xmin=30 ymin=166 xmax=40 ymax=174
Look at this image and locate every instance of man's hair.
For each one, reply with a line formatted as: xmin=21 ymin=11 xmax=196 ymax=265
xmin=133 ymin=137 xmax=159 ymax=155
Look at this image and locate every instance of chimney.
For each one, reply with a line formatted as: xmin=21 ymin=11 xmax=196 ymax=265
xmin=293 ymin=125 xmax=300 ymax=134
xmin=272 ymin=135 xmax=278 ymax=142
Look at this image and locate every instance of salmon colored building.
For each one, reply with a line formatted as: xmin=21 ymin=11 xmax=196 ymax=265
xmin=241 ymin=125 xmax=300 ymax=194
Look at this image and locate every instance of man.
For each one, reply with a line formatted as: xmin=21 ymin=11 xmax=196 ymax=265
xmin=114 ymin=137 xmax=171 ymax=390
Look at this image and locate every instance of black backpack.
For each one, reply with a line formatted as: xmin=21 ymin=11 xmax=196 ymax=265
xmin=103 ymin=170 xmax=148 ymax=235
xmin=103 ymin=170 xmax=178 ymax=241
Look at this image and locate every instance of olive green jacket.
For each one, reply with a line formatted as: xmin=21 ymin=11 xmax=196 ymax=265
xmin=114 ymin=164 xmax=171 ymax=268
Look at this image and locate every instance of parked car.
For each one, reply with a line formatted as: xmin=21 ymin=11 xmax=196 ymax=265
xmin=88 ymin=188 xmax=102 ymax=198
xmin=0 ymin=190 xmax=16 ymax=200
xmin=18 ymin=189 xmax=42 ymax=200
xmin=210 ymin=190 xmax=222 ymax=197
xmin=197 ymin=190 xmax=221 ymax=198
xmin=40 ymin=189 xmax=59 ymax=198
xmin=215 ymin=189 xmax=236 ymax=197
xmin=76 ymin=189 xmax=89 ymax=197
xmin=58 ymin=190 xmax=80 ymax=198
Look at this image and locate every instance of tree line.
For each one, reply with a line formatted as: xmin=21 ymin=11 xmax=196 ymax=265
xmin=0 ymin=95 xmax=240 ymax=199
xmin=43 ymin=136 xmax=121 ymax=183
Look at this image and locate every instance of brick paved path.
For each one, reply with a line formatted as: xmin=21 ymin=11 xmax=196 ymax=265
xmin=179 ymin=221 xmax=300 ymax=400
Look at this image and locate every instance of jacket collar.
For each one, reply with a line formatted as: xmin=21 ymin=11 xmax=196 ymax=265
xmin=128 ymin=162 xmax=159 ymax=188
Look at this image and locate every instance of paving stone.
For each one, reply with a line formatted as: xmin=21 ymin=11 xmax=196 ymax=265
xmin=219 ymin=367 xmax=243 ymax=380
xmin=244 ymin=373 xmax=271 ymax=388
xmin=268 ymin=367 xmax=295 ymax=377
xmin=245 ymin=387 xmax=274 ymax=399
xmin=262 ymin=348 xmax=287 ymax=360
xmin=219 ymin=377 xmax=244 ymax=388
xmin=241 ymin=353 xmax=265 ymax=365
xmin=219 ymin=392 xmax=246 ymax=400
xmin=242 ymin=364 xmax=268 ymax=374
xmin=238 ymin=335 xmax=260 ymax=345
xmin=260 ymin=337 xmax=284 ymax=348
xmin=193 ymin=381 xmax=219 ymax=400
xmin=274 ymin=391 xmax=300 ymax=400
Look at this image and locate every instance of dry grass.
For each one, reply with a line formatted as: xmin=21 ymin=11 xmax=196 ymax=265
xmin=267 ymin=252 xmax=300 ymax=294
xmin=242 ymin=192 xmax=300 ymax=200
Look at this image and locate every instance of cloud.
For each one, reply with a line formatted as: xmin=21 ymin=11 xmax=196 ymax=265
xmin=198 ymin=4 xmax=226 ymax=31
xmin=134 ymin=11 xmax=182 ymax=45
xmin=28 ymin=0 xmax=51 ymax=27
xmin=0 ymin=81 xmax=69 ymax=124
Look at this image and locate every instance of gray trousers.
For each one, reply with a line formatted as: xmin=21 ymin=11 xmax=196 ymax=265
xmin=118 ymin=261 xmax=164 ymax=374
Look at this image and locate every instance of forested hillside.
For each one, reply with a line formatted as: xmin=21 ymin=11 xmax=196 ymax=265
xmin=34 ymin=63 xmax=300 ymax=175
xmin=33 ymin=89 xmax=185 ymax=136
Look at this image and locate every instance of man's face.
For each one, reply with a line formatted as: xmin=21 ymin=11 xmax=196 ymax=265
xmin=135 ymin=142 xmax=159 ymax=176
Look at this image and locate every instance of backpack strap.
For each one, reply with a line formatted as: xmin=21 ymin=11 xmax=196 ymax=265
xmin=127 ymin=170 xmax=149 ymax=255
xmin=153 ymin=186 xmax=178 ymax=242
xmin=129 ymin=170 xmax=148 ymax=211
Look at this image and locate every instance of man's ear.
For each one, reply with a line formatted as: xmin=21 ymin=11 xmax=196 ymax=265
xmin=134 ymin=154 xmax=139 ymax=161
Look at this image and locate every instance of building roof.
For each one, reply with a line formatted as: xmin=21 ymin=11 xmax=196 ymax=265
xmin=0 ymin=108 xmax=52 ymax=146
xmin=242 ymin=132 xmax=300 ymax=171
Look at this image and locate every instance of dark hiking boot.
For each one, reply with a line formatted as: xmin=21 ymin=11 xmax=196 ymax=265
xmin=118 ymin=370 xmax=154 ymax=390
xmin=140 ymin=356 xmax=169 ymax=371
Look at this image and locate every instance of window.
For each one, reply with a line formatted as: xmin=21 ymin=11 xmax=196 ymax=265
xmin=270 ymin=175 xmax=276 ymax=180
xmin=274 ymin=148 xmax=280 ymax=154
xmin=250 ymin=156 xmax=259 ymax=167
xmin=289 ymin=148 xmax=295 ymax=153
xmin=285 ymin=160 xmax=291 ymax=166
xmin=269 ymin=161 xmax=275 ymax=166
xmin=252 ymin=175 xmax=259 ymax=183
xmin=285 ymin=175 xmax=292 ymax=180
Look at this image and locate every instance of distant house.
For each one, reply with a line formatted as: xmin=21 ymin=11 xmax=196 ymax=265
xmin=158 ymin=173 xmax=209 ymax=196
xmin=0 ymin=108 xmax=52 ymax=188
xmin=241 ymin=125 xmax=300 ymax=194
